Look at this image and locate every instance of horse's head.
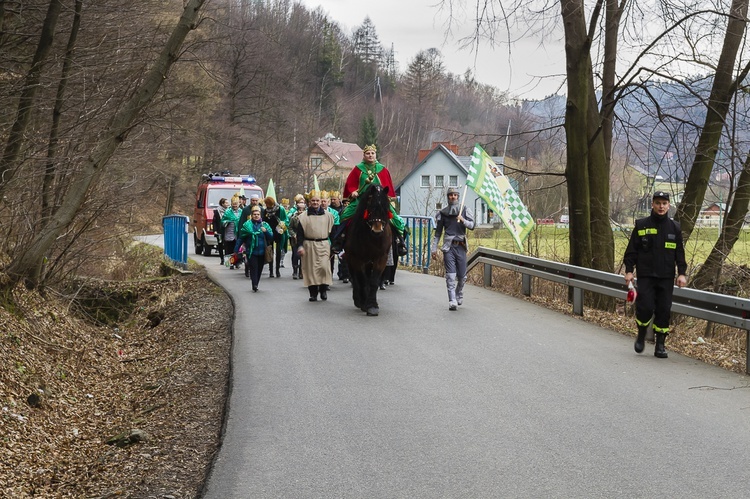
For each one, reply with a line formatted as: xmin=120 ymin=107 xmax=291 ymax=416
xmin=359 ymin=184 xmax=391 ymax=234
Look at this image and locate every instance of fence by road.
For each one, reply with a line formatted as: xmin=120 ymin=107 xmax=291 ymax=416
xmin=468 ymin=246 xmax=750 ymax=373
xmin=401 ymin=215 xmax=433 ymax=272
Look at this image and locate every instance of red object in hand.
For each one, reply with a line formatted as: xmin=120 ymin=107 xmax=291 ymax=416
xmin=627 ymin=282 xmax=637 ymax=303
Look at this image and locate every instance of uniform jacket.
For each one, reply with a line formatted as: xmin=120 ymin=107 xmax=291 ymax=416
xmin=624 ymin=211 xmax=687 ymax=278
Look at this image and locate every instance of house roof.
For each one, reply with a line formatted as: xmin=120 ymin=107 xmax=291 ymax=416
xmin=312 ymin=139 xmax=362 ymax=169
xmin=396 ymin=144 xmax=505 ymax=190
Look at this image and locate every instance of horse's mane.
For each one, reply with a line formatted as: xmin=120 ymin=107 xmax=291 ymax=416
xmin=354 ymin=184 xmax=390 ymax=219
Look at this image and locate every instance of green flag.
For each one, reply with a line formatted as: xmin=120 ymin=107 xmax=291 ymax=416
xmin=467 ymin=144 xmax=535 ymax=250
xmin=267 ymin=179 xmax=276 ymax=200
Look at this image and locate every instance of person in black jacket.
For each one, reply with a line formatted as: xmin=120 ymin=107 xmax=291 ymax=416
xmin=623 ymin=191 xmax=687 ymax=358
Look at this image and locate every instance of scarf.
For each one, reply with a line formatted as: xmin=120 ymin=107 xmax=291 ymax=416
xmin=356 ymin=161 xmax=385 ymax=190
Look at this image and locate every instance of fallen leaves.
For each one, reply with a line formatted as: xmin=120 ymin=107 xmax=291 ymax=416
xmin=0 ymin=267 xmax=231 ymax=497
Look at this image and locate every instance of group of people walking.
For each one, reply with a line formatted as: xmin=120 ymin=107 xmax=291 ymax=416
xmin=207 ymin=144 xmax=476 ymax=308
xmin=207 ymin=146 xmax=412 ymax=300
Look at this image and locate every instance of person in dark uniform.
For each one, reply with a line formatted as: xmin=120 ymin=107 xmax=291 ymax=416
xmin=623 ymin=191 xmax=687 ymax=358
xmin=431 ymin=187 xmax=475 ymax=310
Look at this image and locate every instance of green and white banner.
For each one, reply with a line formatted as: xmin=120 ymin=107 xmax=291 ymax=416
xmin=467 ymin=144 xmax=535 ymax=250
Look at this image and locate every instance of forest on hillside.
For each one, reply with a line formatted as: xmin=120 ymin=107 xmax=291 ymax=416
xmin=3 ymin=0 xmax=750 ymax=292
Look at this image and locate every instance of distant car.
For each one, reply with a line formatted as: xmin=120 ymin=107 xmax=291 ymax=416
xmin=559 ymin=214 xmax=569 ymax=224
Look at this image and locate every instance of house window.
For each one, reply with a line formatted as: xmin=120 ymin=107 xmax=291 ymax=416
xmin=435 ymin=175 xmax=444 ymax=188
xmin=421 ymin=175 xmax=430 ymax=187
xmin=449 ymin=175 xmax=458 ymax=187
xmin=436 ymin=202 xmax=443 ymax=210
xmin=310 ymin=157 xmax=322 ymax=168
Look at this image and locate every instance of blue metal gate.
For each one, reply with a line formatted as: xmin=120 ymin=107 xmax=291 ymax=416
xmin=162 ymin=215 xmax=189 ymax=268
xmin=401 ymin=216 xmax=434 ymax=273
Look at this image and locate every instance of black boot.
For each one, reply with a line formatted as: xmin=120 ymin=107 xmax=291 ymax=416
xmin=292 ymin=265 xmax=298 ymax=280
xmin=654 ymin=332 xmax=668 ymax=358
xmin=396 ymin=234 xmax=407 ymax=257
xmin=320 ymin=285 xmax=328 ymax=301
xmin=308 ymin=286 xmax=318 ymax=302
xmin=634 ymin=325 xmax=647 ymax=353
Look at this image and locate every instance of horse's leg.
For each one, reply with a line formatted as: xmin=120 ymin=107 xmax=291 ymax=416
xmin=350 ymin=270 xmax=365 ymax=310
xmin=365 ymin=265 xmax=381 ymax=316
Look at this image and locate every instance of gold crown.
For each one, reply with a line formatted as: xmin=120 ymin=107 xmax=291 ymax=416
xmin=330 ymin=191 xmax=341 ymax=198
xmin=363 ymin=144 xmax=377 ymax=153
xmin=281 ymin=198 xmax=290 ymax=205
xmin=320 ymin=190 xmax=330 ymax=199
xmin=306 ymin=189 xmax=321 ymax=200
xmin=294 ymin=193 xmax=305 ymax=202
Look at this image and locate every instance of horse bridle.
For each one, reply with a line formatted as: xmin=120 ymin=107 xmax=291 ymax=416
xmin=366 ymin=217 xmax=387 ymax=233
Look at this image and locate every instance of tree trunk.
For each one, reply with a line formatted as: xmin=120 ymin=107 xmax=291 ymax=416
xmin=0 ymin=0 xmax=63 ymax=198
xmin=676 ymin=0 xmax=748 ymax=239
xmin=42 ymin=0 xmax=83 ymax=222
xmin=690 ymin=150 xmax=750 ymax=290
xmin=3 ymin=0 xmax=207 ymax=290
xmin=561 ymin=0 xmax=593 ymax=268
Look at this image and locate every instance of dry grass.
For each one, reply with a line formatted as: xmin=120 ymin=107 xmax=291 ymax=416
xmin=0 ymin=245 xmax=231 ymax=498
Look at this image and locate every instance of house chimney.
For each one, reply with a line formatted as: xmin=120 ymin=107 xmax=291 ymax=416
xmin=418 ymin=141 xmax=460 ymax=163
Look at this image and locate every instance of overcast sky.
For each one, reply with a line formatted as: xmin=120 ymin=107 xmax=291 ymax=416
xmin=299 ymin=0 xmax=566 ymax=100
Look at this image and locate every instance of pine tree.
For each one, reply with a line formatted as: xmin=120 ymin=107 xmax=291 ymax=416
xmin=403 ymin=48 xmax=445 ymax=107
xmin=352 ymin=16 xmax=382 ymax=64
xmin=359 ymin=112 xmax=378 ymax=149
xmin=351 ymin=16 xmax=382 ymax=89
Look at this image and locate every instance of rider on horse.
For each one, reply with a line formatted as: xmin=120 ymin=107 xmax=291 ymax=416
xmin=332 ymin=145 xmax=407 ymax=256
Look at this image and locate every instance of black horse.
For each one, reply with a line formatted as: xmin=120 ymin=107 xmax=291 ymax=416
xmin=344 ymin=184 xmax=393 ymax=316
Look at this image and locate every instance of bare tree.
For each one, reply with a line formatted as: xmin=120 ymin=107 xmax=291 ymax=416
xmin=675 ymin=0 xmax=750 ymax=238
xmin=2 ymin=0 xmax=208 ymax=291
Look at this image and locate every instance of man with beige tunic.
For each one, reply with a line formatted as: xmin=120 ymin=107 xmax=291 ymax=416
xmin=296 ymin=191 xmax=335 ymax=302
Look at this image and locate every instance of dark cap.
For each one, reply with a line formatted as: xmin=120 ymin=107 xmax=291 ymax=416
xmin=239 ymin=194 xmax=247 ymax=200
xmin=653 ymin=191 xmax=670 ymax=201
xmin=447 ymin=187 xmax=460 ymax=196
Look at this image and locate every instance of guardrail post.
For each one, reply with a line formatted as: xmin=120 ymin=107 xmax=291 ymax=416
xmin=572 ymin=287 xmax=584 ymax=315
xmin=522 ymin=274 xmax=532 ymax=296
xmin=483 ymin=263 xmax=492 ymax=287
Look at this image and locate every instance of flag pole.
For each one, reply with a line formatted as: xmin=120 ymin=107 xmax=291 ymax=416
xmin=458 ymin=184 xmax=468 ymax=215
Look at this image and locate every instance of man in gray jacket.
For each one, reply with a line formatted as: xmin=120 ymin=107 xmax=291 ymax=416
xmin=431 ymin=187 xmax=475 ymax=310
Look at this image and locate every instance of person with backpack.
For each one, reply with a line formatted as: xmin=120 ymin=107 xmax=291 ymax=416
xmin=213 ymin=198 xmax=229 ymax=265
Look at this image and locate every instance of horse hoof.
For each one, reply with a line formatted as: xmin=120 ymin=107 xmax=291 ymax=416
xmin=366 ymin=308 xmax=379 ymax=316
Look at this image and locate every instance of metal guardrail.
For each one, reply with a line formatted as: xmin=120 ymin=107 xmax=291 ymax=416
xmin=467 ymin=246 xmax=750 ymax=374
xmin=401 ymin=216 xmax=434 ymax=272
xmin=162 ymin=214 xmax=189 ymax=269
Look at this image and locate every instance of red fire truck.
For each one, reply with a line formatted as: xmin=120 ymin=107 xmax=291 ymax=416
xmin=192 ymin=173 xmax=264 ymax=256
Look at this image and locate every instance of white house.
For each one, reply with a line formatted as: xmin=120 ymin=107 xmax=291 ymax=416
xmin=396 ymin=142 xmax=504 ymax=224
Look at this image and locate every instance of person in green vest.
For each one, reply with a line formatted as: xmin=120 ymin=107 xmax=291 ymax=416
xmin=333 ymin=145 xmax=407 ymax=256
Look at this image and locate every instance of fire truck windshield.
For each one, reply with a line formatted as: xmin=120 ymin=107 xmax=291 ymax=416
xmin=207 ymin=188 xmax=241 ymax=207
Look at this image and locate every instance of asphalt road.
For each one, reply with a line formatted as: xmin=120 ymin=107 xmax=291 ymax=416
xmin=149 ymin=237 xmax=750 ymax=498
